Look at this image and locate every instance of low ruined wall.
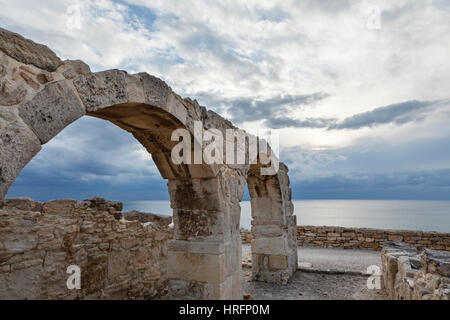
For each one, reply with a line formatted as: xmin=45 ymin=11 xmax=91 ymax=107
xmin=381 ymin=242 xmax=449 ymax=300
xmin=296 ymin=226 xmax=450 ymax=251
xmin=242 ymin=226 xmax=450 ymax=251
xmin=0 ymin=197 xmax=173 ymax=300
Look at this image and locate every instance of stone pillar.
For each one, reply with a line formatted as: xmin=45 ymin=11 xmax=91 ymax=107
xmin=248 ymin=163 xmax=297 ymax=284
xmin=166 ymin=169 xmax=244 ymax=299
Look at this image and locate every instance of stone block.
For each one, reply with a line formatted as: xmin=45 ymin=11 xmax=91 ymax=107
xmin=82 ymin=197 xmax=123 ymax=212
xmin=18 ymin=80 xmax=85 ymax=144
xmin=0 ymin=28 xmax=62 ymax=72
xmin=172 ymin=209 xmax=228 ymax=241
xmin=123 ymin=210 xmax=172 ymax=225
xmin=168 ymin=277 xmax=232 ymax=300
xmin=0 ymin=81 xmax=27 ymax=106
xmin=167 ymin=250 xmax=226 ymax=283
xmin=73 ymin=69 xmax=129 ymax=112
xmin=137 ymin=72 xmax=170 ymax=110
xmin=107 ymin=250 xmax=129 ymax=279
xmin=167 ymin=92 xmax=187 ymax=125
xmin=225 ymin=235 xmax=241 ymax=277
xmin=1 ymin=232 xmax=38 ymax=254
xmin=0 ymin=107 xmax=41 ymax=199
xmin=42 ymin=199 xmax=77 ymax=215
xmin=252 ymin=224 xmax=284 ymax=238
xmin=251 ymin=197 xmax=272 ymax=220
xmin=389 ymin=235 xmax=404 ymax=242
xmin=422 ymin=249 xmax=450 ymax=277
xmin=168 ymin=240 xmax=225 ymax=255
xmin=251 ymin=236 xmax=288 ymax=256
xmin=2 ymin=197 xmax=42 ymax=211
xmin=168 ymin=178 xmax=225 ymax=212
xmin=231 ymin=269 xmax=242 ymax=299
xmin=268 ymin=255 xmax=288 ymax=270
xmin=61 ymin=60 xmax=91 ymax=79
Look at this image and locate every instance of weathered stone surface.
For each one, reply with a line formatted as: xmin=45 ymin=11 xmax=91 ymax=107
xmin=73 ymin=69 xmax=129 ymax=112
xmin=0 ymin=58 xmax=28 ymax=106
xmin=2 ymin=197 xmax=42 ymax=212
xmin=167 ymin=250 xmax=226 ymax=283
xmin=422 ymin=249 xmax=450 ymax=277
xmin=0 ymin=198 xmax=173 ymax=299
xmin=61 ymin=60 xmax=91 ymax=80
xmin=137 ymin=72 xmax=170 ymax=109
xmin=381 ymin=242 xmax=449 ymax=300
xmin=168 ymin=278 xmax=232 ymax=300
xmin=173 ymin=209 xmax=228 ymax=241
xmin=0 ymin=64 xmax=5 ymax=78
xmin=168 ymin=178 xmax=226 ymax=212
xmin=0 ymin=28 xmax=62 ymax=72
xmin=251 ymin=236 xmax=289 ymax=256
xmin=123 ymin=210 xmax=172 ymax=226
xmin=18 ymin=80 xmax=85 ymax=144
xmin=0 ymin=107 xmax=41 ymax=199
xmin=296 ymin=226 xmax=450 ymax=252
xmin=19 ymin=71 xmax=40 ymax=90
xmin=42 ymin=199 xmax=78 ymax=215
xmin=0 ymin=82 xmax=27 ymax=106
xmin=36 ymin=71 xmax=53 ymax=84
xmin=82 ymin=197 xmax=123 ymax=212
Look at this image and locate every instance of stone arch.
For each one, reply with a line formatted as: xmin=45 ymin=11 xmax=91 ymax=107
xmin=0 ymin=28 xmax=297 ymax=299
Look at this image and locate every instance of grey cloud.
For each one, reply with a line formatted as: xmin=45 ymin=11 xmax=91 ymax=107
xmin=290 ymin=169 xmax=450 ymax=200
xmin=267 ymin=117 xmax=335 ymax=129
xmin=300 ymin=0 xmax=352 ymax=13
xmin=194 ymin=94 xmax=450 ymax=131
xmin=254 ymin=6 xmax=290 ymax=22
xmin=329 ymin=99 xmax=450 ymax=130
xmin=192 ymin=92 xmax=330 ymax=128
xmin=178 ymin=24 xmax=270 ymax=83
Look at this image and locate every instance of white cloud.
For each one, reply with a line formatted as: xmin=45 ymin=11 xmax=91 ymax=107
xmin=1 ymin=0 xmax=450 ymax=189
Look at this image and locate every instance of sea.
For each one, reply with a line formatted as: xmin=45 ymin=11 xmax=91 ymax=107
xmin=122 ymin=200 xmax=450 ymax=233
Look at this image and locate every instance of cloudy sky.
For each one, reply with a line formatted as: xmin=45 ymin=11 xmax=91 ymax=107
xmin=2 ymin=0 xmax=450 ymax=200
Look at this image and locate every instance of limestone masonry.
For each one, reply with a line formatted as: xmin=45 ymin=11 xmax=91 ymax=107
xmin=381 ymin=242 xmax=450 ymax=300
xmin=241 ymin=226 xmax=450 ymax=251
xmin=0 ymin=197 xmax=172 ymax=299
xmin=0 ymin=28 xmax=297 ymax=299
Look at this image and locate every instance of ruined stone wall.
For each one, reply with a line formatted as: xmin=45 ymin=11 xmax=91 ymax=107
xmin=296 ymin=226 xmax=450 ymax=251
xmin=381 ymin=242 xmax=449 ymax=300
xmin=242 ymin=226 xmax=450 ymax=252
xmin=0 ymin=197 xmax=173 ymax=299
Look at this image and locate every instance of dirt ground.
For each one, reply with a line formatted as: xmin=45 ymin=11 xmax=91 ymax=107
xmin=242 ymin=268 xmax=388 ymax=300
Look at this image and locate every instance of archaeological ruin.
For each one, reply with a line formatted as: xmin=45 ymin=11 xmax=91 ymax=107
xmin=0 ymin=28 xmax=297 ymax=299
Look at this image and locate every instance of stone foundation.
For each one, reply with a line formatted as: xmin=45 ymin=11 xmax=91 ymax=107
xmin=381 ymin=242 xmax=449 ymax=300
xmin=0 ymin=197 xmax=173 ymax=299
xmin=296 ymin=226 xmax=450 ymax=251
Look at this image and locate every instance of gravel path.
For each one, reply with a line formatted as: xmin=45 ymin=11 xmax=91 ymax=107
xmin=242 ymin=244 xmax=387 ymax=300
xmin=242 ymin=244 xmax=381 ymax=274
xmin=243 ymin=269 xmax=387 ymax=300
